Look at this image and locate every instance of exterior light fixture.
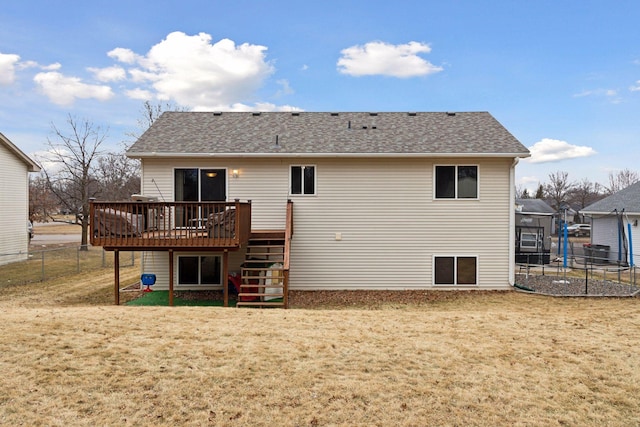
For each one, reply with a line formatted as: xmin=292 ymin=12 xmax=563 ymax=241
xmin=232 ymin=169 xmax=239 ymax=178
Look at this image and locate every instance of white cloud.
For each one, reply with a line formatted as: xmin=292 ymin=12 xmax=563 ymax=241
xmin=0 ymin=52 xmax=21 ymax=85
xmin=88 ymin=65 xmax=126 ymax=82
xmin=40 ymin=62 xmax=61 ymax=71
xmin=275 ymin=79 xmax=294 ymax=97
xmin=630 ymin=80 xmax=640 ymax=91
xmin=125 ymin=88 xmax=154 ymax=100
xmin=0 ymin=54 xmax=64 ymax=86
xmin=337 ymin=41 xmax=443 ymax=77
xmin=107 ymin=47 xmax=141 ymax=64
xmin=574 ymin=88 xmax=622 ymax=103
xmin=524 ymin=138 xmax=597 ymax=164
xmin=109 ymin=31 xmax=275 ymax=109
xmin=33 ymin=71 xmax=114 ymax=106
xmin=191 ymin=102 xmax=302 ymax=112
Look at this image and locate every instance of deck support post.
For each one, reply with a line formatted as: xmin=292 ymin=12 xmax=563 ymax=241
xmin=114 ymin=249 xmax=120 ymax=305
xmin=169 ymin=249 xmax=174 ymax=306
xmin=223 ymin=250 xmax=229 ymax=307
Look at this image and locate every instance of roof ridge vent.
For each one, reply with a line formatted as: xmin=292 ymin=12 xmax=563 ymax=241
xmin=252 ymin=112 xmax=261 ymax=116
xmin=291 ymin=112 xmax=300 ymax=116
xmin=213 ymin=112 xmax=222 ymax=116
xmin=330 ymin=112 xmax=339 ymax=116
xmin=408 ymin=112 xmax=417 ymax=116
xmin=446 ymin=112 xmax=456 ymax=116
xmin=369 ymin=112 xmax=378 ymax=116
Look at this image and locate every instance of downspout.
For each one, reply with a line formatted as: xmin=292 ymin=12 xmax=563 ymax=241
xmin=509 ymin=158 xmax=519 ymax=287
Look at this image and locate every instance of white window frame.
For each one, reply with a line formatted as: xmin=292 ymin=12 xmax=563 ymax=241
xmin=519 ymin=232 xmax=538 ymax=250
xmin=433 ymin=255 xmax=478 ymax=286
xmin=289 ymin=164 xmax=317 ymax=196
xmin=177 ymin=254 xmax=222 ymax=286
xmin=433 ymin=164 xmax=479 ymax=200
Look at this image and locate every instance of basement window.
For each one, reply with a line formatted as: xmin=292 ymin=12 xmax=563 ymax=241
xmin=290 ymin=165 xmax=316 ymax=195
xmin=434 ymin=256 xmax=477 ymax=285
xmin=178 ymin=255 xmax=222 ymax=285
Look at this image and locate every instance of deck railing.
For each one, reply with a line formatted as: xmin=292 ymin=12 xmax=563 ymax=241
xmin=90 ymin=200 xmax=252 ymax=250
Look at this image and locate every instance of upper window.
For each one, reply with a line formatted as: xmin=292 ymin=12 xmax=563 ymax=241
xmin=290 ymin=165 xmax=315 ymax=195
xmin=435 ymin=165 xmax=478 ymax=199
xmin=434 ymin=256 xmax=477 ymax=285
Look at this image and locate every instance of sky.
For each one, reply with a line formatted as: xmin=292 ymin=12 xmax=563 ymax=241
xmin=1 ymin=0 xmax=640 ymax=191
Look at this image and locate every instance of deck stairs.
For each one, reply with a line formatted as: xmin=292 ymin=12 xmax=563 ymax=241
xmin=236 ymin=231 xmax=287 ymax=308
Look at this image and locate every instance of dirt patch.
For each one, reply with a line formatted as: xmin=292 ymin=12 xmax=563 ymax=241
xmin=165 ymin=289 xmax=508 ymax=308
xmin=288 ymin=289 xmax=508 ymax=308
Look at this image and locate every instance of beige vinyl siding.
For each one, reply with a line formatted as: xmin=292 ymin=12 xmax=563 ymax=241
xmin=0 ymin=143 xmax=30 ymax=265
xmin=141 ymin=158 xmax=289 ymax=229
xmin=140 ymin=249 xmax=246 ymax=291
xmin=138 ymin=156 xmax=513 ymax=290
xmin=289 ymin=157 xmax=513 ymax=290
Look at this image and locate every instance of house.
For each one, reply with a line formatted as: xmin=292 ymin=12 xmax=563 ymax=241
xmin=581 ymin=181 xmax=640 ymax=266
xmin=515 ymin=198 xmax=555 ymax=264
xmin=0 ymin=132 xmax=40 ymax=266
xmin=90 ymin=112 xmax=530 ymax=306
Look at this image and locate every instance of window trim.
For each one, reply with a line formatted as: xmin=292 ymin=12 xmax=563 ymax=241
xmin=433 ymin=255 xmax=478 ymax=286
xmin=289 ymin=164 xmax=317 ymax=196
xmin=433 ymin=164 xmax=479 ymax=200
xmin=176 ymin=254 xmax=223 ymax=287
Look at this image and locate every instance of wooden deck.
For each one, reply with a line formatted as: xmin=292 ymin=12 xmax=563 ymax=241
xmin=92 ymin=199 xmax=294 ymax=308
xmin=90 ymin=200 xmax=252 ymax=250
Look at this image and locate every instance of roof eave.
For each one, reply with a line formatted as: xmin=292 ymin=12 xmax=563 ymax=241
xmin=582 ymin=210 xmax=640 ymax=216
xmin=128 ymin=151 xmax=531 ymax=159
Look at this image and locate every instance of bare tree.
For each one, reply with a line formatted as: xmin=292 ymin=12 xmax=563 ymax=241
xmin=94 ymin=151 xmax=140 ymax=201
xmin=569 ymin=178 xmax=604 ymax=222
xmin=544 ymin=171 xmax=575 ymax=211
xmin=29 ymin=175 xmax=59 ymax=222
xmin=125 ymin=100 xmax=186 ymax=144
xmin=38 ymin=115 xmax=106 ymax=249
xmin=606 ymin=168 xmax=640 ymax=194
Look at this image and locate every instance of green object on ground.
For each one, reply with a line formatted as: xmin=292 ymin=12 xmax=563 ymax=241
xmin=126 ymin=291 xmax=236 ymax=307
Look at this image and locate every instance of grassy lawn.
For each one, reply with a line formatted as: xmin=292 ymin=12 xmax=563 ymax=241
xmin=0 ymin=269 xmax=639 ymax=426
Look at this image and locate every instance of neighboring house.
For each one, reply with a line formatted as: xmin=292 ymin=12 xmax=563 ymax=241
xmin=515 ymin=198 xmax=555 ymax=264
xmin=0 ymin=132 xmax=40 ymax=266
xmin=90 ymin=112 xmax=530 ymax=306
xmin=581 ymin=181 xmax=640 ymax=266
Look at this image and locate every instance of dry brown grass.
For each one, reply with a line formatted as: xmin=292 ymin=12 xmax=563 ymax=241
xmin=0 ymin=272 xmax=639 ymax=426
xmin=33 ymin=222 xmax=81 ymax=235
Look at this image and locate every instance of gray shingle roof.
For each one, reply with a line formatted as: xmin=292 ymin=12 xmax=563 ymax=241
xmin=127 ymin=111 xmax=529 ymax=157
xmin=516 ymin=198 xmax=555 ymax=215
xmin=581 ymin=181 xmax=640 ymax=215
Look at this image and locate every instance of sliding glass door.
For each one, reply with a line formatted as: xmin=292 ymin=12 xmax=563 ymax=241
xmin=175 ymin=168 xmax=226 ymax=227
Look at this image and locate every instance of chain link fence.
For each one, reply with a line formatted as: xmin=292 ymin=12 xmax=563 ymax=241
xmin=1 ymin=246 xmax=137 ymax=286
xmin=515 ymin=245 xmax=639 ymax=296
